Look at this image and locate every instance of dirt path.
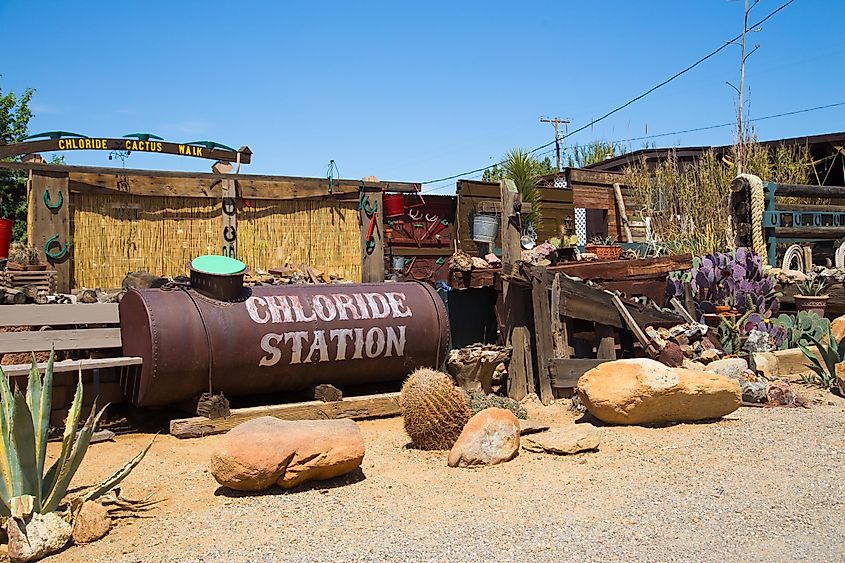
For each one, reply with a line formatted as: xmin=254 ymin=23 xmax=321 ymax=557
xmin=47 ymin=389 xmax=845 ymax=562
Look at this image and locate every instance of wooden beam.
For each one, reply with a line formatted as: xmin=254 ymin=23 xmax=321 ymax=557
xmin=507 ymin=326 xmax=535 ymax=400
xmin=595 ymin=324 xmax=617 ymax=359
xmin=547 ymin=254 xmax=693 ymax=281
xmin=613 ymin=183 xmax=633 ymax=243
xmin=360 ymin=190 xmax=384 ymax=283
xmin=549 ymin=358 xmax=610 ymax=388
xmin=550 ymin=273 xmax=572 ymax=358
xmin=1 ymin=356 xmax=142 ymax=378
xmin=169 ymin=392 xmax=402 ymax=439
xmin=0 ymin=328 xmax=122 ymax=354
xmin=0 ymin=161 xmax=421 ymax=197
xmin=28 ymin=170 xmax=71 ymax=292
xmin=531 ymin=270 xmax=555 ymax=405
xmin=221 ymin=178 xmax=237 ymax=258
xmin=0 ymin=303 xmax=119 ymax=326
xmin=555 ymin=272 xmax=682 ymax=329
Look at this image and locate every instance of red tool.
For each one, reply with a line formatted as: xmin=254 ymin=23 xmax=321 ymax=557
xmin=430 ymin=219 xmax=450 ymax=240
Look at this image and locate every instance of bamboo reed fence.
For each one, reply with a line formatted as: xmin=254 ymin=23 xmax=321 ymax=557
xmin=72 ymin=194 xmax=361 ymax=288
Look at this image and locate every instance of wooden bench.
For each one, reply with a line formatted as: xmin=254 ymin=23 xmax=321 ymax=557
xmin=0 ymin=303 xmax=141 ymax=378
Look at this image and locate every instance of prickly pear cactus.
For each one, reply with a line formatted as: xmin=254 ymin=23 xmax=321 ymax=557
xmin=400 ymin=368 xmax=471 ymax=450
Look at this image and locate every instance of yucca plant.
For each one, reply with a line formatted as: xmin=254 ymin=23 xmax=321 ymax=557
xmin=799 ymin=326 xmax=844 ymax=389
xmin=0 ymin=351 xmax=153 ymax=517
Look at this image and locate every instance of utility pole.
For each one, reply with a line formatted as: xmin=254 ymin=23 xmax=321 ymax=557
xmin=736 ymin=0 xmax=749 ymax=174
xmin=540 ymin=117 xmax=570 ymax=172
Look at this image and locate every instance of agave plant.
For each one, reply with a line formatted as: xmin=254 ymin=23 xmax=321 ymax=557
xmin=0 ymin=351 xmax=153 ymax=517
xmin=799 ymin=326 xmax=845 ymax=389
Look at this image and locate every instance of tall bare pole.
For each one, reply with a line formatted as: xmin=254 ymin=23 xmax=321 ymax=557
xmin=737 ymin=0 xmax=750 ymax=174
xmin=540 ymin=117 xmax=570 ymax=172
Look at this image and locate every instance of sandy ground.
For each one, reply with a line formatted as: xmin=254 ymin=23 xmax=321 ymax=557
xmin=43 ymin=386 xmax=845 ymax=563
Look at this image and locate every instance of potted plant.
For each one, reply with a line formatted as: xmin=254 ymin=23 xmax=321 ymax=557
xmin=6 ymin=242 xmax=47 ymax=271
xmin=585 ymin=235 xmax=622 ymax=260
xmin=794 ymin=278 xmax=829 ymax=316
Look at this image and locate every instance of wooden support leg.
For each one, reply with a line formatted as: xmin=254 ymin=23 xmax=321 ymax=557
xmin=531 ymin=269 xmax=555 ymax=405
xmin=595 ymin=324 xmax=617 ymax=360
xmin=507 ymin=325 xmax=535 ymax=400
xmin=550 ymin=273 xmax=573 ymax=358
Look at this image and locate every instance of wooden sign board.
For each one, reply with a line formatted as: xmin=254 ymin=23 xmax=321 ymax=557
xmin=0 ymin=138 xmax=251 ymax=164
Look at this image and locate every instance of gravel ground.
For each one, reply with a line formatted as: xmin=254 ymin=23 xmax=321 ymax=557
xmin=48 ymin=387 xmax=845 ymax=563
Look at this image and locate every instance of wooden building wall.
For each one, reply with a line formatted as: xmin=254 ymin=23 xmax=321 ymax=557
xmin=566 ymin=168 xmax=647 ymax=244
xmin=455 ymin=180 xmax=574 ymax=253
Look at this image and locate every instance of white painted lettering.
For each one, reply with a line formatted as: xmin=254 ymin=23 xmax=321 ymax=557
xmin=330 ymin=328 xmax=354 ymax=360
xmin=284 ymin=331 xmax=309 ymax=363
xmin=385 ymin=292 xmax=412 ymax=318
xmin=312 ymin=294 xmax=337 ymax=322
xmin=331 ymin=294 xmax=361 ymax=321
xmin=259 ymin=333 xmax=284 ymax=366
xmin=353 ymin=294 xmax=371 ymax=319
xmin=303 ymin=330 xmax=330 ymax=363
xmin=265 ymin=295 xmax=294 ymax=323
xmin=365 ymin=327 xmax=386 ymax=358
xmin=352 ymin=327 xmax=365 ymax=359
xmin=385 ymin=325 xmax=406 ymax=357
xmin=289 ymin=295 xmax=317 ymax=322
xmin=246 ymin=296 xmax=271 ymax=324
xmin=364 ymin=293 xmax=391 ymax=319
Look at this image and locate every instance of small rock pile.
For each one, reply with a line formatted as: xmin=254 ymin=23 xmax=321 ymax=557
xmin=645 ymin=323 xmax=722 ymax=368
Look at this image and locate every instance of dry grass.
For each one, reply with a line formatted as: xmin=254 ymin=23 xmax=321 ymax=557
xmin=73 ymin=194 xmax=361 ymax=288
xmin=623 ymin=139 xmax=814 ymax=256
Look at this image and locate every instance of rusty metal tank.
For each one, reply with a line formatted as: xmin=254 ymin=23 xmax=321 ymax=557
xmin=119 ymin=282 xmax=450 ymax=407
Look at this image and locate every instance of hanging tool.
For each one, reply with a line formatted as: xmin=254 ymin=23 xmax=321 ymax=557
xmin=43 ymin=189 xmax=63 ymax=211
xmin=326 ymin=160 xmax=339 ymax=194
xmin=430 ymin=219 xmax=451 ymax=240
xmin=423 ymin=217 xmax=448 ymax=240
xmin=359 ymin=191 xmax=379 ymax=254
xmin=412 ymin=222 xmax=425 ymax=247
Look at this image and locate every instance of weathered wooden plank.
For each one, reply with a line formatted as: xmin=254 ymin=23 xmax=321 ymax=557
xmin=360 ymin=190 xmax=385 ymax=283
xmin=169 ymin=392 xmax=402 ymax=439
xmin=556 ymin=273 xmax=681 ymax=329
xmin=0 ymin=303 xmax=119 ymax=326
xmin=507 ymin=326 xmax=535 ymax=400
xmin=221 ymin=178 xmax=237 ymax=258
xmin=548 ymin=254 xmax=692 ymax=281
xmin=1 ymin=356 xmax=142 ymax=378
xmin=531 ymin=271 xmax=555 ymax=405
xmin=549 ymin=358 xmax=610 ymax=388
xmin=595 ymin=324 xmax=617 ymax=359
xmin=550 ymin=273 xmax=572 ymax=358
xmin=0 ymin=161 xmax=420 ymax=196
xmin=567 ymin=168 xmax=626 ymax=187
xmin=0 ymin=328 xmax=122 ymax=354
xmin=29 ymin=170 xmax=72 ymax=292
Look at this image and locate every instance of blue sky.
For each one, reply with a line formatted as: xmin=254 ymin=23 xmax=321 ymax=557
xmin=1 ymin=0 xmax=842 ymax=193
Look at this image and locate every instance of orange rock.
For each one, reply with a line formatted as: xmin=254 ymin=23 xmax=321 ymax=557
xmin=831 ymin=315 xmax=845 ymax=344
xmin=210 ymin=417 xmax=365 ymax=491
xmin=447 ymin=408 xmax=519 ymax=468
xmin=576 ymin=358 xmax=741 ymax=425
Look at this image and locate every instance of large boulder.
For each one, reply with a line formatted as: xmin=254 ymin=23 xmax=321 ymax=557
xmin=576 ymin=358 xmax=741 ymax=425
xmin=448 ymin=408 xmax=519 ymax=468
xmin=210 ymin=417 xmax=365 ymax=491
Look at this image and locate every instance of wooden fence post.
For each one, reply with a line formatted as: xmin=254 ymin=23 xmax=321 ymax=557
xmin=221 ymin=178 xmax=237 ymax=259
xmin=531 ymin=268 xmax=555 ymax=405
xmin=359 ymin=188 xmax=384 ymax=283
xmin=29 ymin=169 xmax=71 ymax=293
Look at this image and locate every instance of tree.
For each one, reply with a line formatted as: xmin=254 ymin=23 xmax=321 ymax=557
xmin=567 ymin=141 xmax=628 ymax=168
xmin=0 ymin=86 xmax=34 ymax=242
xmin=481 ymin=148 xmax=547 ymax=227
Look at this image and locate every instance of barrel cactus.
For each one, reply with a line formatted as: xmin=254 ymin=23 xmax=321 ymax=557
xmin=400 ymin=368 xmax=470 ymax=450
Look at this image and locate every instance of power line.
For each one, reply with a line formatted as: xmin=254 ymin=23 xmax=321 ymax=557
xmin=423 ymin=99 xmax=844 ymax=193
xmin=419 ymin=0 xmax=796 ymax=186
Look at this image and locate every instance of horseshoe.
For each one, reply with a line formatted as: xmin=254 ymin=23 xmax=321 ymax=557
xmin=222 ymin=197 xmax=236 ymax=216
xmin=45 ymin=234 xmax=69 ymax=261
xmin=223 ymin=226 xmax=237 ymax=242
xmin=43 ymin=189 xmax=63 ymax=211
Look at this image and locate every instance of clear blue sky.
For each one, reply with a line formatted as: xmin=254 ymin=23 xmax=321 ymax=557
xmin=1 ymin=0 xmax=842 ymax=193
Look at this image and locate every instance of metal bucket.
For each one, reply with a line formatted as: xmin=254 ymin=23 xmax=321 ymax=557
xmin=392 ymin=256 xmax=406 ymax=272
xmin=472 ymin=214 xmax=499 ymax=243
xmin=384 ymin=194 xmax=406 ymax=218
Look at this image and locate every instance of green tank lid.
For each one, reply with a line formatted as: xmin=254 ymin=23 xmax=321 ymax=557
xmin=191 ymin=255 xmax=246 ymax=275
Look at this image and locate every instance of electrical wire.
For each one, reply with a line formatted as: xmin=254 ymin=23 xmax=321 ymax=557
xmin=422 ymin=99 xmax=844 ymax=194
xmin=419 ymin=0 xmax=797 ymax=187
